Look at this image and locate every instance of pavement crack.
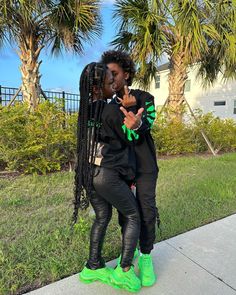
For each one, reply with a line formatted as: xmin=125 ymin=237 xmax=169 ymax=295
xmin=164 ymin=240 xmax=236 ymax=292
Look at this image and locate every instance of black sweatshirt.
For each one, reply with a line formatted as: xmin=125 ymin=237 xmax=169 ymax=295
xmin=111 ymin=89 xmax=158 ymax=174
xmin=93 ymin=101 xmax=139 ymax=181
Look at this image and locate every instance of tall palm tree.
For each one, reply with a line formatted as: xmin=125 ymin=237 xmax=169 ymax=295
xmin=111 ymin=0 xmax=236 ymax=117
xmin=0 ymin=0 xmax=102 ymax=110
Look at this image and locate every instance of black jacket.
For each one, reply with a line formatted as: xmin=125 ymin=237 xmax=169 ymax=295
xmin=111 ymin=89 xmax=158 ymax=174
xmin=92 ymin=101 xmax=138 ymax=180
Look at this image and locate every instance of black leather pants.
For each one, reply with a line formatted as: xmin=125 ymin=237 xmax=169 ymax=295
xmin=86 ymin=166 xmax=140 ymax=269
xmin=118 ymin=172 xmax=158 ymax=254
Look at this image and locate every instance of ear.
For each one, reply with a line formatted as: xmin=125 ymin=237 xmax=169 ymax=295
xmin=124 ymin=72 xmax=130 ymax=81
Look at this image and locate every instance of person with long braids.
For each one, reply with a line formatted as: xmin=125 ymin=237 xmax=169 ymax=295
xmin=74 ymin=62 xmax=144 ymax=292
xmin=101 ymin=50 xmax=159 ymax=287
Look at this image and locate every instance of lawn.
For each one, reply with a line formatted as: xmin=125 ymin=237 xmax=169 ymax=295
xmin=0 ymin=153 xmax=236 ymax=295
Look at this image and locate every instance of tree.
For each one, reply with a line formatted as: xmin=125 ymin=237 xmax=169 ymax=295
xmin=0 ymin=0 xmax=102 ymax=110
xmin=111 ymin=0 xmax=236 ymax=118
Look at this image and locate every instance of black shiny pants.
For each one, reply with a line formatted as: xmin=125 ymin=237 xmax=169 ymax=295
xmin=86 ymin=166 xmax=140 ymax=269
xmin=118 ymin=172 xmax=158 ymax=254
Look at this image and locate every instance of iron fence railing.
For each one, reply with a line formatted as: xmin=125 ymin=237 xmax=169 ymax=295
xmin=0 ymin=85 xmax=80 ymax=113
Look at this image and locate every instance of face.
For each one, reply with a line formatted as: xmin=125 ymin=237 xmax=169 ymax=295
xmin=106 ymin=63 xmax=129 ymax=95
xmin=102 ymin=69 xmax=115 ymax=99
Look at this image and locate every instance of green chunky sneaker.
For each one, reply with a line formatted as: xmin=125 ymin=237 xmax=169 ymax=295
xmin=117 ymin=248 xmax=139 ymax=265
xmin=79 ymin=266 xmax=113 ymax=284
xmin=109 ymin=265 xmax=141 ymax=293
xmin=138 ymin=254 xmax=156 ymax=287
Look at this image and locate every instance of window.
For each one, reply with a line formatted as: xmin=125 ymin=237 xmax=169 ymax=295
xmin=155 ymin=75 xmax=160 ymax=88
xmin=184 ymin=80 xmax=191 ymax=92
xmin=234 ymin=100 xmax=236 ymax=114
xmin=214 ymin=101 xmax=226 ymax=106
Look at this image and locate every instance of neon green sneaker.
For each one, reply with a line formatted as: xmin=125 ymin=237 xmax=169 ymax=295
xmin=109 ymin=265 xmax=141 ymax=293
xmin=117 ymin=248 xmax=139 ymax=265
xmin=138 ymin=254 xmax=156 ymax=286
xmin=79 ymin=266 xmax=113 ymax=284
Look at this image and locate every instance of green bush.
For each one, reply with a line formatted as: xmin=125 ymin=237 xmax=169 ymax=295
xmin=0 ymin=101 xmax=77 ymax=174
xmin=192 ymin=112 xmax=236 ymax=153
xmin=152 ymin=111 xmax=236 ymax=155
xmin=152 ymin=115 xmax=197 ymax=155
xmin=0 ymin=103 xmax=235 ymax=174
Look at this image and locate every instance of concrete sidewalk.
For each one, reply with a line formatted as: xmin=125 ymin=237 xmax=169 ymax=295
xmin=25 ymin=214 xmax=236 ymax=295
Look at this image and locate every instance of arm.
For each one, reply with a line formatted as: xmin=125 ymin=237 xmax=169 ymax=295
xmin=120 ymin=106 xmax=144 ymax=131
xmin=125 ymin=90 xmax=156 ymax=133
xmin=102 ymin=105 xmax=140 ymax=144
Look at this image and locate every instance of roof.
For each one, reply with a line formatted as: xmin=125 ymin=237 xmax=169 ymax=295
xmin=157 ymin=62 xmax=170 ymax=72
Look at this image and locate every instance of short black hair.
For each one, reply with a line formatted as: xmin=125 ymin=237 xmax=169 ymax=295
xmin=101 ymin=50 xmax=136 ymax=86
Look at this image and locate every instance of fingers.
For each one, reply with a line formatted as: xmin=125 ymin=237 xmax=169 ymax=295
xmin=120 ymin=106 xmax=129 ymax=117
xmin=136 ymin=107 xmax=144 ymax=118
xmin=120 ymin=106 xmax=144 ymax=119
xmin=124 ymin=85 xmax=129 ymax=96
xmin=120 ymin=108 xmax=135 ymax=120
xmin=120 ymin=106 xmax=144 ymax=130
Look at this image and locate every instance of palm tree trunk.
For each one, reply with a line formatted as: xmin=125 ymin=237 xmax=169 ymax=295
xmin=19 ymin=35 xmax=43 ymax=111
xmin=167 ymin=52 xmax=188 ymax=120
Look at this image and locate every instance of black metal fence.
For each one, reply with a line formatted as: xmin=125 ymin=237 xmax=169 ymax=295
xmin=0 ymin=85 xmax=80 ymax=113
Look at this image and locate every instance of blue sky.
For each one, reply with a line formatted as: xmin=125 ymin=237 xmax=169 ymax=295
xmin=0 ymin=1 xmax=116 ymax=94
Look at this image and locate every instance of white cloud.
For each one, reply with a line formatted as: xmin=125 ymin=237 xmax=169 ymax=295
xmin=101 ymin=0 xmax=116 ymax=4
xmin=47 ymin=87 xmax=64 ymax=92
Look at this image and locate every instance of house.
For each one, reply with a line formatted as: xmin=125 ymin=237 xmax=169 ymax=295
xmin=147 ymin=63 xmax=236 ymax=120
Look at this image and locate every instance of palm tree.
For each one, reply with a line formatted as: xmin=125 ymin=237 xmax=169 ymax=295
xmin=0 ymin=0 xmax=102 ymax=110
xmin=111 ymin=0 xmax=236 ymax=118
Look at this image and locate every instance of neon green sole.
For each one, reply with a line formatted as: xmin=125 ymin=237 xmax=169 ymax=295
xmin=79 ymin=276 xmax=95 ymax=284
xmin=79 ymin=267 xmax=112 ymax=285
xmin=79 ymin=274 xmax=111 ymax=285
xmin=141 ymin=276 xmax=156 ymax=287
xmin=109 ymin=279 xmax=141 ymax=293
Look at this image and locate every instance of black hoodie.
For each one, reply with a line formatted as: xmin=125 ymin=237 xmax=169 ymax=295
xmin=111 ymin=89 xmax=158 ymax=174
xmin=91 ymin=101 xmax=139 ymax=181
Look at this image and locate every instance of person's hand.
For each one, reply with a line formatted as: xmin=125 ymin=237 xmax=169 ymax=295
xmin=117 ymin=85 xmax=136 ymax=107
xmin=120 ymin=106 xmax=144 ymax=130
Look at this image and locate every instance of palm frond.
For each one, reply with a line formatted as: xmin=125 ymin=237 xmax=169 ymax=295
xmin=112 ymin=0 xmax=236 ymax=87
xmin=0 ymin=0 xmax=102 ymax=54
xmin=134 ymin=61 xmax=159 ymax=90
xmin=112 ymin=0 xmax=166 ymax=82
xmin=197 ymin=0 xmax=236 ymax=84
xmin=47 ymin=0 xmax=102 ymax=54
xmin=110 ymin=31 xmax=134 ymax=51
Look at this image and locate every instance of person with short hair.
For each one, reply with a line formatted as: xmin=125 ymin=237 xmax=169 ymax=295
xmin=101 ymin=50 xmax=159 ymax=287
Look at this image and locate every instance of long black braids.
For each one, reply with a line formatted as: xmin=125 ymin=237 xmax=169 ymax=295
xmin=73 ymin=62 xmax=108 ymax=223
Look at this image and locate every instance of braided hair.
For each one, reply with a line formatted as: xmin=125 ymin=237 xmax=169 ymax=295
xmin=73 ymin=62 xmax=108 ymax=223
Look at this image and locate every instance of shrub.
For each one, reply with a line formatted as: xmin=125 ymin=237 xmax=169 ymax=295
xmin=0 ymin=101 xmax=77 ymax=174
xmin=152 ymin=114 xmax=198 ymax=155
xmin=192 ymin=112 xmax=236 ymax=153
xmin=152 ymin=111 xmax=236 ymax=155
xmin=0 ymin=103 xmax=235 ymax=174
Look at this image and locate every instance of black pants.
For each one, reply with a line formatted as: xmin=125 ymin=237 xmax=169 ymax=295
xmin=118 ymin=172 xmax=158 ymax=254
xmin=86 ymin=166 xmax=140 ymax=269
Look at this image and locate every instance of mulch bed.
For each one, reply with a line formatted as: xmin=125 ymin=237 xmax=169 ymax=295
xmin=0 ymin=171 xmax=21 ymax=179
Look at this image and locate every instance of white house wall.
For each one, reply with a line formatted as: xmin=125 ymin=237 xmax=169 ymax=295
xmin=137 ymin=66 xmax=236 ymax=120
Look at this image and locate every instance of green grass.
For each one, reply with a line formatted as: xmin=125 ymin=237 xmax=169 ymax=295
xmin=1 ymin=153 xmax=236 ymax=294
